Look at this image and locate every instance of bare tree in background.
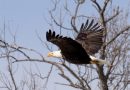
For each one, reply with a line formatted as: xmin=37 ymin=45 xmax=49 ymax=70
xmin=0 ymin=0 xmax=130 ymax=90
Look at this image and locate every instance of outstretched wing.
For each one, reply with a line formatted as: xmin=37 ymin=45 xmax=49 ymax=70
xmin=76 ymin=19 xmax=104 ymax=55
xmin=46 ymin=30 xmax=87 ymax=55
xmin=46 ymin=30 xmax=77 ymax=50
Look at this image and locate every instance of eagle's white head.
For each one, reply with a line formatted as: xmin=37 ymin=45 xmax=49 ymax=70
xmin=47 ymin=50 xmax=62 ymax=58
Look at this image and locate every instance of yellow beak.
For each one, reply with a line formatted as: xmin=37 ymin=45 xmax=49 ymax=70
xmin=47 ymin=52 xmax=53 ymax=57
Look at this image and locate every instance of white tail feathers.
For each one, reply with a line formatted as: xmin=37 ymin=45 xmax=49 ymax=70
xmin=89 ymin=55 xmax=111 ymax=67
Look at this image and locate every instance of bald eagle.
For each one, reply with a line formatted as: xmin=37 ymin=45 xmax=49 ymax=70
xmin=46 ymin=19 xmax=110 ymax=66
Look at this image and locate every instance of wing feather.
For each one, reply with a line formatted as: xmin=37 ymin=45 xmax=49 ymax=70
xmin=46 ymin=30 xmax=86 ymax=53
xmin=76 ymin=19 xmax=104 ymax=55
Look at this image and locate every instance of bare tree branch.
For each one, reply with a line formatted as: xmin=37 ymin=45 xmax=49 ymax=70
xmin=105 ymin=26 xmax=130 ymax=47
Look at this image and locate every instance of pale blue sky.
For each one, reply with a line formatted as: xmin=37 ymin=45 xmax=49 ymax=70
xmin=0 ymin=0 xmax=80 ymax=90
xmin=0 ymin=0 xmax=50 ymax=50
xmin=0 ymin=0 xmax=130 ymax=90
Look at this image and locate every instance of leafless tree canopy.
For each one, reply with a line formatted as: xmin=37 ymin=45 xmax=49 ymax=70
xmin=0 ymin=0 xmax=130 ymax=90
